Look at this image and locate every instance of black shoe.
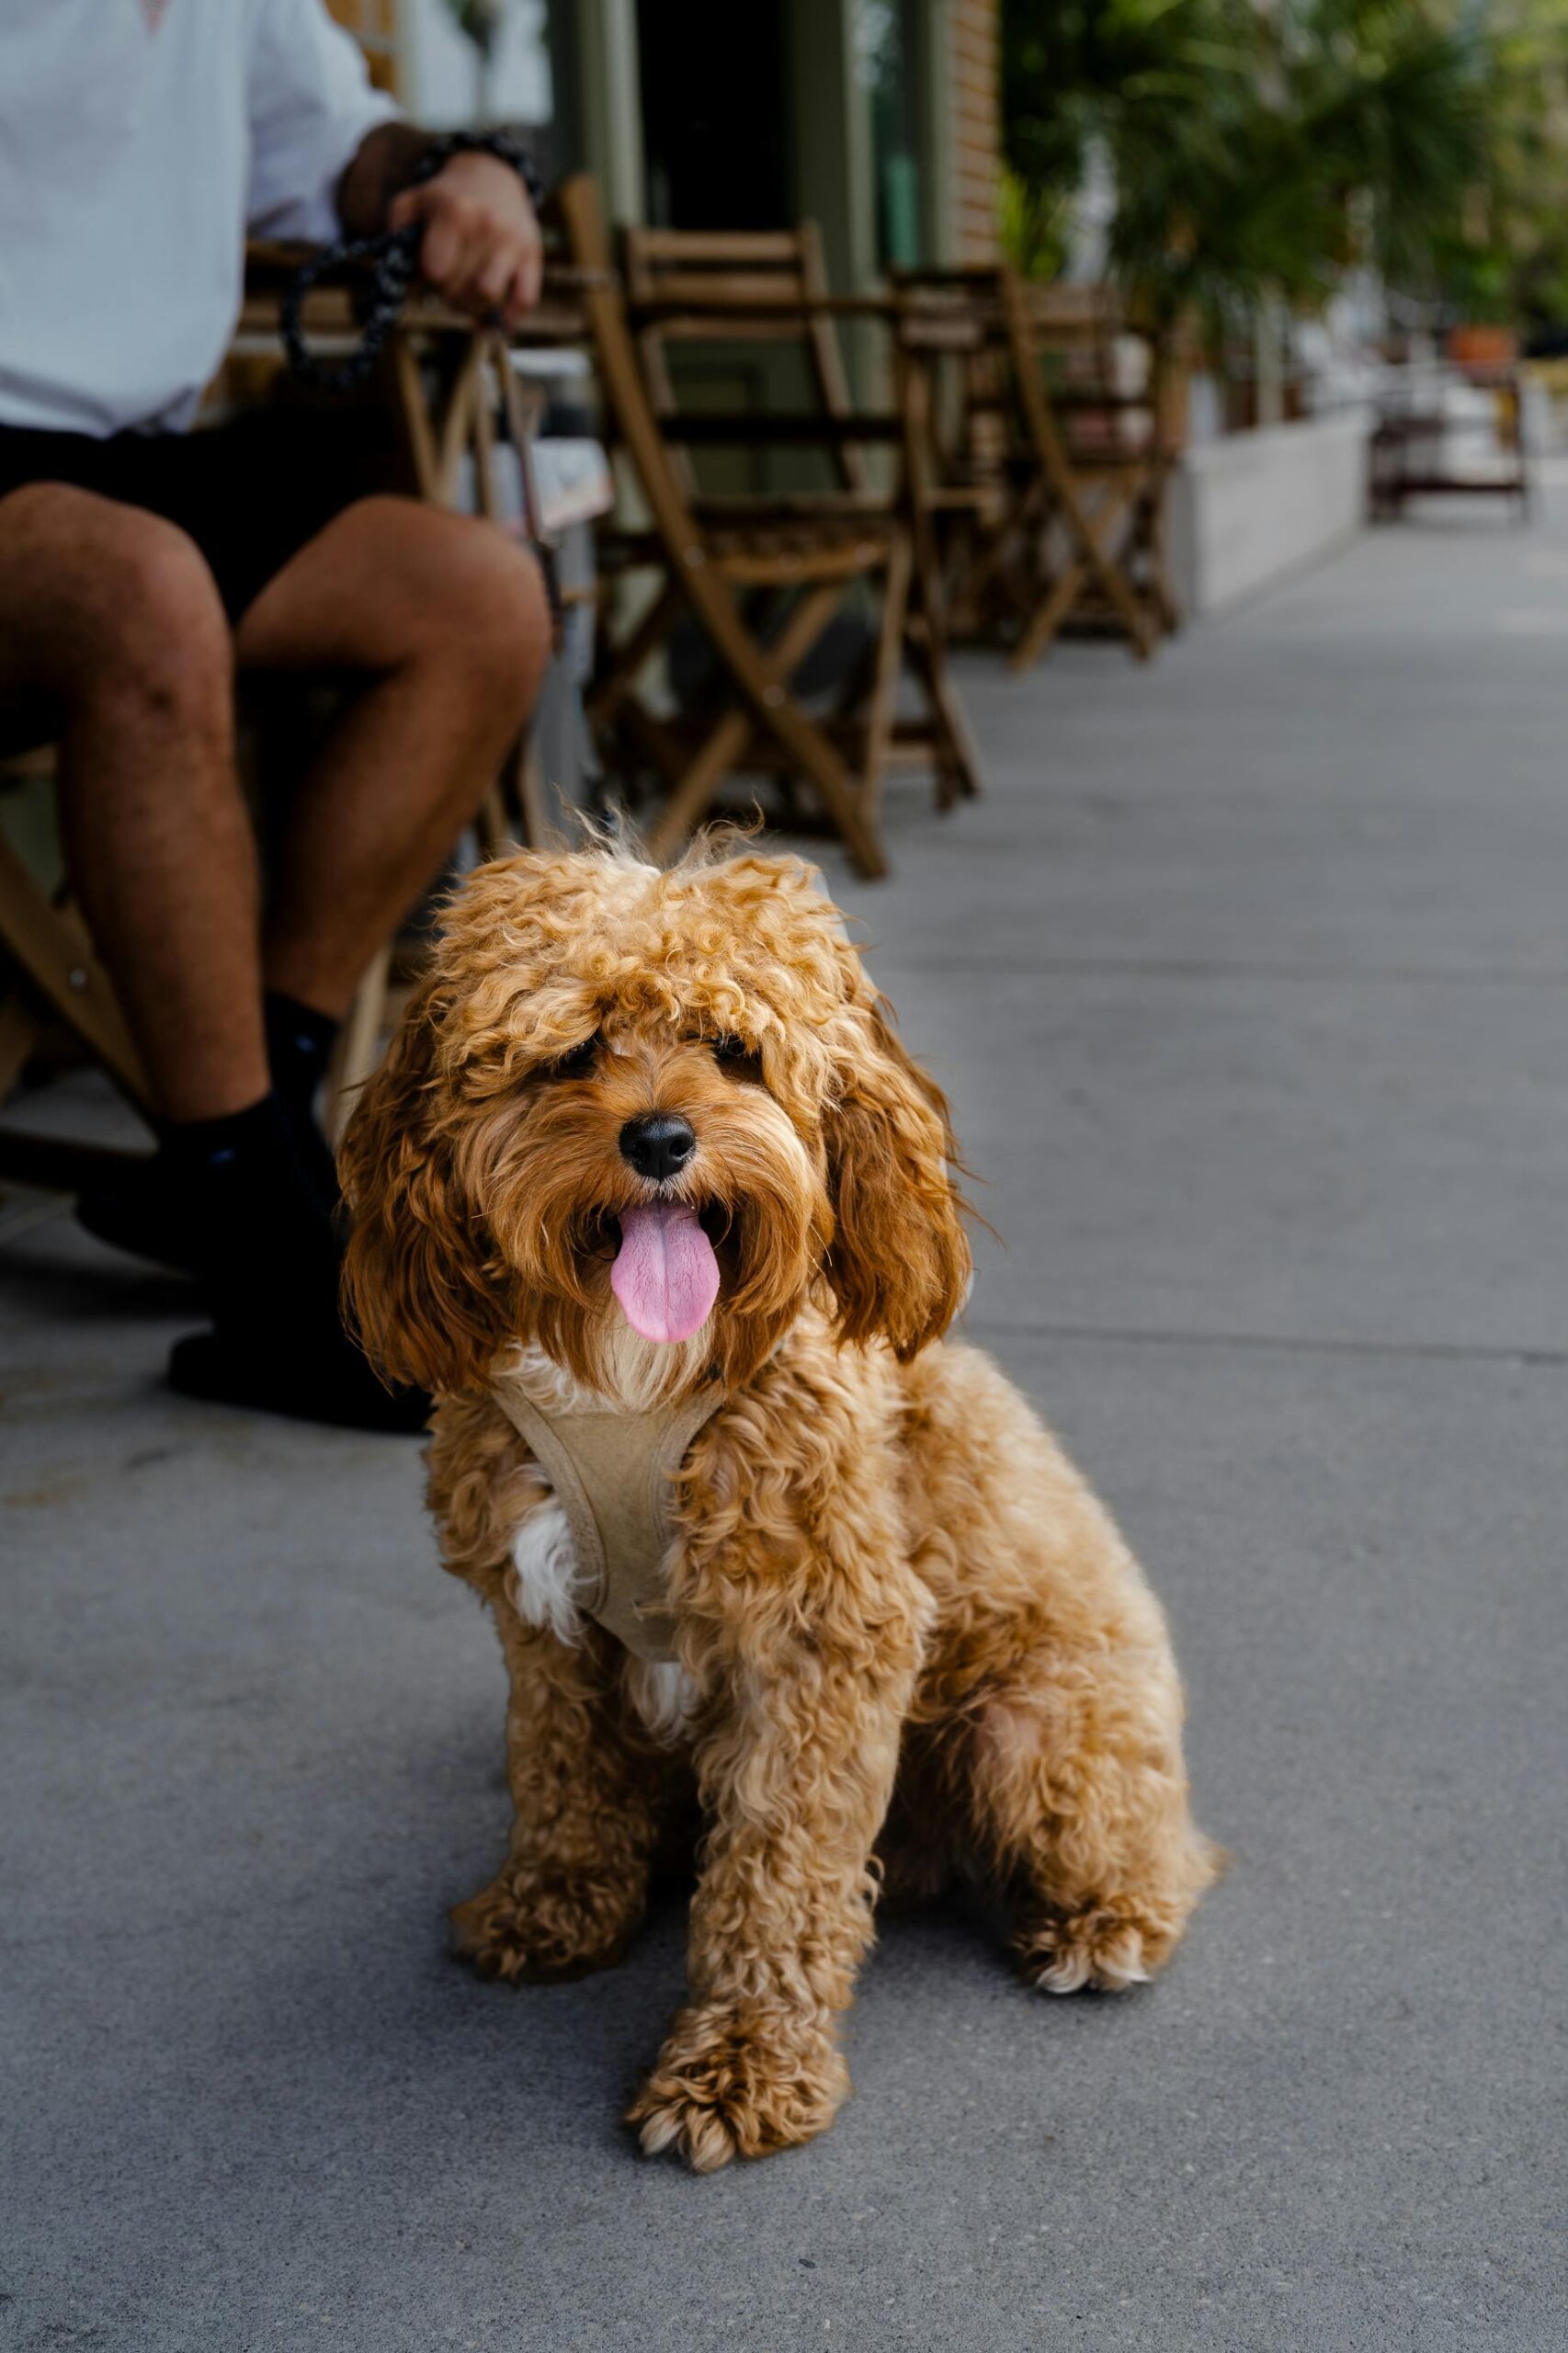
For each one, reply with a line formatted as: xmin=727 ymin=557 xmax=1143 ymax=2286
xmin=76 ymin=1156 xmax=198 ymax=1276
xmin=167 ymin=1328 xmax=430 ymax=1435
xmin=78 ymin=1108 xmax=339 ymax=1278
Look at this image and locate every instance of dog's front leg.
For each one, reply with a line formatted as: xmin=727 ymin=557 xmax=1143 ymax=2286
xmin=451 ymin=1595 xmax=665 ymax=1983
xmin=428 ymin=1397 xmax=666 ymax=1984
xmin=629 ymin=1549 xmax=923 ymax=2171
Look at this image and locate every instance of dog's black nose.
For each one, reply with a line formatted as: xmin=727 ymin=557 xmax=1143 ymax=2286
xmin=619 ymin=1111 xmax=697 ymax=1184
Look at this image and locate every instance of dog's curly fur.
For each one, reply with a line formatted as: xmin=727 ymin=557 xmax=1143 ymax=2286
xmin=341 ymin=844 xmax=1217 ymax=2172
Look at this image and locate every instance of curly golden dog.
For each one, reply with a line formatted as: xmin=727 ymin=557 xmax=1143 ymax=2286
xmin=341 ymin=844 xmax=1216 ymax=2172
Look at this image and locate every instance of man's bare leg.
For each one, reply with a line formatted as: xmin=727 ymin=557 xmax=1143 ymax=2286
xmin=235 ymin=494 xmax=549 ymax=1022
xmin=0 ymin=485 xmax=547 ymax=1107
xmin=168 ymin=500 xmax=545 ymax=1425
xmin=0 ymin=483 xmax=268 ymax=1120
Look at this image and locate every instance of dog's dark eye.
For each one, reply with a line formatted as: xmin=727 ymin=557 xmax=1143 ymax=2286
xmin=546 ymin=1035 xmax=598 ymax=1080
xmin=712 ymin=1034 xmax=762 ymax=1078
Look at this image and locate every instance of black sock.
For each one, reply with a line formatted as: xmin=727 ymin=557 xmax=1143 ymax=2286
xmin=264 ymin=991 xmax=338 ymax=1119
xmin=159 ymin=1090 xmax=300 ymax=1186
xmin=263 ymin=990 xmax=341 ymax=1207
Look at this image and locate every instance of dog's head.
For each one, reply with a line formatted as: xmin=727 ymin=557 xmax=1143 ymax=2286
xmin=340 ymin=846 xmax=970 ymax=1399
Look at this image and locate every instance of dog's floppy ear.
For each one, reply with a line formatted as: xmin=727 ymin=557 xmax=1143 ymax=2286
xmin=822 ymin=995 xmax=971 ymax=1360
xmin=338 ymin=984 xmax=506 ymax=1395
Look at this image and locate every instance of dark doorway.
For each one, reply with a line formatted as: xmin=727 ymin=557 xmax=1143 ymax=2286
xmin=636 ymin=0 xmax=790 ymax=229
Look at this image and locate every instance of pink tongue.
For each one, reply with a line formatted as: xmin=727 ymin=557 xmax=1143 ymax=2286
xmin=610 ymin=1202 xmax=721 ymax=1343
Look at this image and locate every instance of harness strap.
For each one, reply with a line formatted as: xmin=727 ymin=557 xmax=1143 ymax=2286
xmin=492 ymin=1379 xmax=725 ymax=1663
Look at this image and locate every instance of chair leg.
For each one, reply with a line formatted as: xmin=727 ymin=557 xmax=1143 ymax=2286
xmin=325 ymin=942 xmax=392 ymax=1148
xmin=1075 ymin=481 xmax=1154 ymax=659
xmin=1144 ymin=470 xmax=1181 ymax=635
xmin=966 ymin=484 xmax=1046 ymax=629
xmin=0 ymin=834 xmax=148 ymax=1105
xmin=646 ymin=583 xmax=845 ymax=865
xmin=903 ymin=604 xmax=985 ymax=807
xmin=0 ymin=972 xmax=152 ymax=1194
xmin=511 ymin=733 xmax=555 ymax=849
xmin=616 ymin=697 xmax=702 ymax=805
xmin=587 ymin=578 xmax=685 ymax=736
xmin=861 ymin=537 xmax=912 ymax=826
xmin=0 ymin=987 xmax=41 ymax=1103
xmin=745 ymin=658 xmax=891 ymax=881
xmin=646 ymin=706 xmax=757 ymax=863
xmin=1010 ymin=481 xmax=1151 ymax=671
xmin=1007 ymin=551 xmax=1088 ymax=672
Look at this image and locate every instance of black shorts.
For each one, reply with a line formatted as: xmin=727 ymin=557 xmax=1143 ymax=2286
xmin=0 ymin=404 xmax=404 ymax=624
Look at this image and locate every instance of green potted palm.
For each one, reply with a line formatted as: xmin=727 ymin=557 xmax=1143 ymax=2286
xmin=1003 ymin=0 xmax=1494 ymax=413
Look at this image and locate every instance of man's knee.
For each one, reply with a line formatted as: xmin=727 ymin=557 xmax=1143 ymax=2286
xmin=4 ymin=485 xmax=232 ymax=728
xmin=356 ymin=496 xmax=551 ymax=709
xmin=447 ymin=523 xmax=551 ymax=718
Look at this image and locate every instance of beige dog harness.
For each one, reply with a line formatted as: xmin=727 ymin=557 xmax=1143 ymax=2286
xmin=492 ymin=1379 xmax=724 ymax=1662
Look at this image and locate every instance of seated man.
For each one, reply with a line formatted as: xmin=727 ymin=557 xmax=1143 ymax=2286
xmin=0 ymin=0 xmax=551 ymax=1430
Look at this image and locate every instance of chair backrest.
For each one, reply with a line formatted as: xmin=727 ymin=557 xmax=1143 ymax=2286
xmin=551 ymin=177 xmax=895 ymax=881
xmin=892 ymin=265 xmax=1015 ymax=483
xmin=555 ymin=176 xmax=775 ymax=691
xmin=553 ymin=178 xmax=710 ymax=558
xmin=619 ymin=221 xmax=866 ymax=493
xmin=894 ymin=266 xmax=1167 ymax=471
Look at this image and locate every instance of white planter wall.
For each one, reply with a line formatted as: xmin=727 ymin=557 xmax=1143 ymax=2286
xmin=1167 ymin=409 xmax=1371 ymax=619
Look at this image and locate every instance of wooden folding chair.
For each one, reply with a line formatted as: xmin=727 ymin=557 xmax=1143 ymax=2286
xmin=560 ymin=177 xmax=979 ymax=875
xmin=1003 ymin=278 xmax=1177 ymax=667
xmin=626 ymin=223 xmax=985 ymax=815
xmin=895 ymin=267 xmax=1178 ymax=670
xmin=620 ymin=221 xmax=869 ymax=500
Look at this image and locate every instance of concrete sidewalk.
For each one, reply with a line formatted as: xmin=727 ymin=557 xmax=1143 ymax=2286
xmin=5 ymin=491 xmax=1567 ymax=2351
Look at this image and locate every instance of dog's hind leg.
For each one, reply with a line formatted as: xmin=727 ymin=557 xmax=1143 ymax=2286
xmin=875 ymin=1723 xmax=963 ymax=1911
xmin=965 ymin=1640 xmax=1219 ymax=1995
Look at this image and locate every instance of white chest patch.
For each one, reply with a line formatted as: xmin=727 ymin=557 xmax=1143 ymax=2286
xmin=506 ymin=1497 xmax=589 ymax=1646
xmin=623 ymin=1655 xmax=701 ymax=1745
xmin=506 ymin=1496 xmax=700 ymax=1745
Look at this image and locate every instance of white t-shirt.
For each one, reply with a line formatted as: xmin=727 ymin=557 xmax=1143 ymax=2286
xmin=0 ymin=0 xmax=398 ymax=438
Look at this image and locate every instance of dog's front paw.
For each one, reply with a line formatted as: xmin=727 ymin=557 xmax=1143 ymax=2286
xmin=628 ymin=2003 xmax=849 ymax=2173
xmin=1015 ymin=1895 xmax=1176 ymax=1995
xmin=451 ymin=1867 xmax=642 ymax=1984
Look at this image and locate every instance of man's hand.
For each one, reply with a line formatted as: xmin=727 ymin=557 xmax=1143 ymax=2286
xmin=388 ymin=151 xmax=542 ymax=330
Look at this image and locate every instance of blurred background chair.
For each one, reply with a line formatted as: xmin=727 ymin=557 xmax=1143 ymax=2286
xmin=560 ymin=177 xmax=982 ymax=876
xmin=892 ymin=265 xmax=1178 ymax=669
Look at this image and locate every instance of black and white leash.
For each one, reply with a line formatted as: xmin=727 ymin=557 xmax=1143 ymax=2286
xmin=279 ymin=220 xmax=424 ymax=393
xmin=279 ymin=129 xmax=545 ymax=393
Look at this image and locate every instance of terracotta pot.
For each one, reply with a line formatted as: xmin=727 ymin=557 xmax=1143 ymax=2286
xmin=1447 ymin=324 xmax=1517 ymax=369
